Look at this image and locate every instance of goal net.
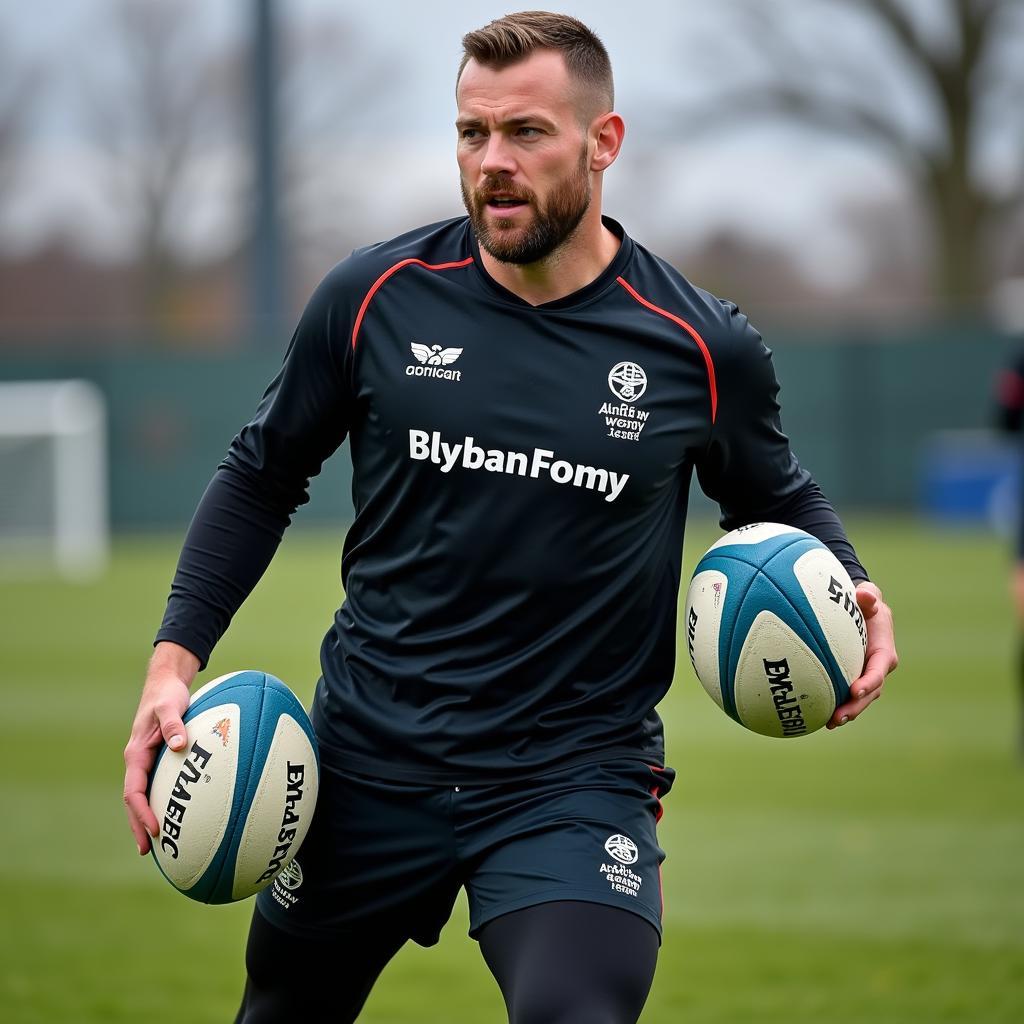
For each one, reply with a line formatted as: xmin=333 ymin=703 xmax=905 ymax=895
xmin=0 ymin=380 xmax=109 ymax=579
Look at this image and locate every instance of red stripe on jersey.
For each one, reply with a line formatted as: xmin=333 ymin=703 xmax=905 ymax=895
xmin=351 ymin=256 xmax=475 ymax=350
xmin=616 ymin=276 xmax=719 ymax=424
xmin=646 ymin=764 xmax=666 ymax=823
xmin=647 ymin=771 xmax=667 ymax=916
xmin=649 ymin=783 xmax=664 ymax=823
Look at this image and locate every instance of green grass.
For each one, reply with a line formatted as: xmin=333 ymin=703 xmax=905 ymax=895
xmin=1 ymin=518 xmax=1022 ymax=1022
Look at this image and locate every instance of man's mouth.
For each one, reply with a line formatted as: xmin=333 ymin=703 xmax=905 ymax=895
xmin=485 ymin=196 xmax=529 ymax=210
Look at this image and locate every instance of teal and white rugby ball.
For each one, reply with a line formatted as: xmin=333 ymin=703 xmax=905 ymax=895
xmin=684 ymin=524 xmax=867 ymax=737
xmin=147 ymin=670 xmax=319 ymax=903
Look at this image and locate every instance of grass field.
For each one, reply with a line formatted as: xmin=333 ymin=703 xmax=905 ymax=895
xmin=1 ymin=517 xmax=1022 ymax=1023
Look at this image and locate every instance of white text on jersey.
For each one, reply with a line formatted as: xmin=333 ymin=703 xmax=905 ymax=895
xmin=408 ymin=430 xmax=629 ymax=503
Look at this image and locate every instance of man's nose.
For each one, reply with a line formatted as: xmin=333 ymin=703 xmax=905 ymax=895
xmin=480 ymin=134 xmax=516 ymax=178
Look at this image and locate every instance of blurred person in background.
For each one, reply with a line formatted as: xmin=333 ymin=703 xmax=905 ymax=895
xmin=122 ymin=11 xmax=898 ymax=1023
xmin=994 ymin=344 xmax=1024 ymax=751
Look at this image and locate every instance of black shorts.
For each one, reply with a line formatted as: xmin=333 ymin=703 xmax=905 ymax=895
xmin=255 ymin=757 xmax=674 ymax=946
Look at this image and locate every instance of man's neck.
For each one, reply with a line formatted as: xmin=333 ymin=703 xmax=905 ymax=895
xmin=478 ymin=214 xmax=621 ymax=307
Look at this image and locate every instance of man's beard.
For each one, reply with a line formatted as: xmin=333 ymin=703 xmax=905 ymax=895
xmin=461 ymin=146 xmax=591 ymax=265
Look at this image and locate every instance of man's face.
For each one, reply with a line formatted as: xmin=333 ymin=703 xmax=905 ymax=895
xmin=456 ymin=50 xmax=594 ymax=265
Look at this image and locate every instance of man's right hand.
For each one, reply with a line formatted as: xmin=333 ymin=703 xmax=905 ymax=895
xmin=123 ymin=642 xmax=201 ymax=856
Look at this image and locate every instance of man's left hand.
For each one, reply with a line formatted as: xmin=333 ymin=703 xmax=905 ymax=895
xmin=826 ymin=580 xmax=897 ymax=730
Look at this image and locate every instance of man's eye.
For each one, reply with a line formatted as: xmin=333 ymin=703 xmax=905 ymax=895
xmin=517 ymin=127 xmax=540 ymax=137
xmin=460 ymin=128 xmax=482 ymax=140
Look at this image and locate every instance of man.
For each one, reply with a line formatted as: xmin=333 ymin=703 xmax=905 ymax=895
xmin=995 ymin=346 xmax=1024 ymax=750
xmin=123 ymin=12 xmax=897 ymax=1023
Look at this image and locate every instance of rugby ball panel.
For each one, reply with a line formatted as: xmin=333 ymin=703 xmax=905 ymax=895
xmin=149 ymin=703 xmax=241 ymax=891
xmin=688 ymin=555 xmax=760 ymax=720
xmin=231 ymin=712 xmax=318 ymax=901
xmin=705 ymin=522 xmax=805 ymax=554
xmin=684 ymin=569 xmax=730 ymax=711
xmin=758 ymin=543 xmax=857 ymax=706
xmin=791 ymin=549 xmax=867 ymax=686
xmin=187 ymin=669 xmax=249 ymax=706
xmin=725 ymin=563 xmax=834 ymax=704
xmin=733 ymin=611 xmax=836 ymax=737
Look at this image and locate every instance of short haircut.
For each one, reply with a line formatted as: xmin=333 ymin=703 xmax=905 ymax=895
xmin=457 ymin=11 xmax=614 ymax=117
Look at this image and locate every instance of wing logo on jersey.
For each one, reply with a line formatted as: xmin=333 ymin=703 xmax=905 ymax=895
xmin=608 ymin=361 xmax=647 ymax=402
xmin=412 ymin=343 xmax=463 ymax=366
xmin=407 ymin=343 xmax=464 ymax=381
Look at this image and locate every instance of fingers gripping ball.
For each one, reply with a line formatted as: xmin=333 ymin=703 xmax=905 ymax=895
xmin=147 ymin=670 xmax=319 ymax=903
xmin=684 ymin=524 xmax=867 ymax=737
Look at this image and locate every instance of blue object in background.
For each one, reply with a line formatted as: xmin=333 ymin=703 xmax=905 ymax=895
xmin=920 ymin=430 xmax=1020 ymax=529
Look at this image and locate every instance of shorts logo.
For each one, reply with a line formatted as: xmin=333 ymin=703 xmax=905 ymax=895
xmin=269 ymin=859 xmax=303 ymax=910
xmin=604 ymin=833 xmax=639 ymax=865
xmin=277 ymin=860 xmax=303 ymax=891
xmin=407 ymin=343 xmax=463 ymax=381
xmin=608 ymin=361 xmax=647 ymax=402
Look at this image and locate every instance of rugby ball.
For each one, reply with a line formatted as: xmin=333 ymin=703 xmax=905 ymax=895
xmin=684 ymin=523 xmax=867 ymax=737
xmin=147 ymin=670 xmax=319 ymax=903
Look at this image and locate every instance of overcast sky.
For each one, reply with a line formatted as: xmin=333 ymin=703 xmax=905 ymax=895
xmin=1 ymin=0 xmax=964 ymax=289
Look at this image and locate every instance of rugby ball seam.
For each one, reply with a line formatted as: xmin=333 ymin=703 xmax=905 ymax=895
xmin=792 ymin=551 xmax=865 ymax=683
xmin=718 ymin=564 xmax=761 ymax=719
xmin=208 ymin=681 xmax=267 ymax=897
xmin=747 ymin=560 xmax=849 ymax=703
xmin=706 ymin=530 xmax=807 ymax=570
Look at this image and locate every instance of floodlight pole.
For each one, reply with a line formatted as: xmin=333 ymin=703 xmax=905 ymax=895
xmin=250 ymin=0 xmax=286 ymax=347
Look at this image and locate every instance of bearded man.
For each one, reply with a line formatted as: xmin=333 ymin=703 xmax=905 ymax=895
xmin=123 ymin=12 xmax=897 ymax=1023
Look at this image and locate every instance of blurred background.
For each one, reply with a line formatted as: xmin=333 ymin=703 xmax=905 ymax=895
xmin=1 ymin=1 xmax=1022 ymax=1022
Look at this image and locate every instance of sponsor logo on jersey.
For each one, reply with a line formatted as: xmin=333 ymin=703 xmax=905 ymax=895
xmin=600 ymin=362 xmax=650 ymax=442
xmin=604 ymin=833 xmax=639 ymax=864
xmin=408 ymin=429 xmax=629 ymax=503
xmin=406 ymin=342 xmax=463 ymax=381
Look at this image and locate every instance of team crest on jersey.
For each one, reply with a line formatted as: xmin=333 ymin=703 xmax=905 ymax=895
xmin=599 ymin=361 xmax=650 ymax=442
xmin=406 ymin=342 xmax=463 ymax=381
xmin=608 ymin=361 xmax=647 ymax=402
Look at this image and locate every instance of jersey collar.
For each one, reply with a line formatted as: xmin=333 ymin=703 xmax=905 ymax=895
xmin=466 ymin=215 xmax=634 ymax=312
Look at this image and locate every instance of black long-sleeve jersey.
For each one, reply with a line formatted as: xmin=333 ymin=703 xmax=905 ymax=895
xmin=156 ymin=216 xmax=867 ymax=782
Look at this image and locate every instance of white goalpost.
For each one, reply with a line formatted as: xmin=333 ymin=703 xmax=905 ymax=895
xmin=0 ymin=380 xmax=109 ymax=579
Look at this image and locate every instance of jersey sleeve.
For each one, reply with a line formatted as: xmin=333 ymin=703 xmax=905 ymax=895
xmin=695 ymin=304 xmax=810 ymax=519
xmin=154 ymin=261 xmax=359 ymax=668
xmin=695 ymin=304 xmax=868 ymax=582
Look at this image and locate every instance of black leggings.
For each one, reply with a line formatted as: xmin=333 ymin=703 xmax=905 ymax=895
xmin=235 ymin=900 xmax=659 ymax=1023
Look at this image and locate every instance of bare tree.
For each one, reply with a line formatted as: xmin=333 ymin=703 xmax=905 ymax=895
xmin=208 ymin=8 xmax=402 ymax=312
xmin=679 ymin=0 xmax=1024 ymax=309
xmin=72 ymin=1 xmax=400 ymax=332
xmin=76 ymin=0 xmax=230 ymax=327
xmin=242 ymin=10 xmax=402 ymax=289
